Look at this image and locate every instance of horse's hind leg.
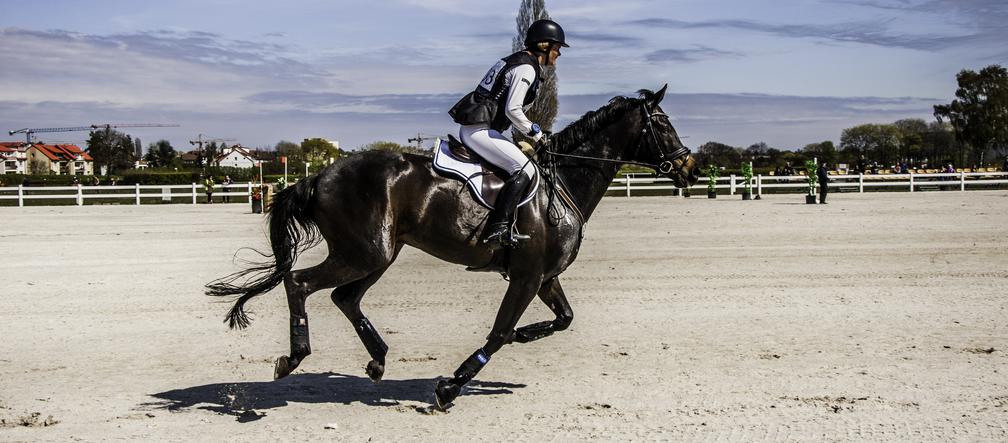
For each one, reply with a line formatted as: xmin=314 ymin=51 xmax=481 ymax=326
xmin=330 ymin=260 xmax=397 ymax=382
xmin=274 ymin=258 xmax=371 ymax=380
xmin=513 ymin=277 xmax=574 ymax=343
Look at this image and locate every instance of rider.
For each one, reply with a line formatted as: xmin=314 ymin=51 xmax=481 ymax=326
xmin=449 ymin=19 xmax=568 ymax=249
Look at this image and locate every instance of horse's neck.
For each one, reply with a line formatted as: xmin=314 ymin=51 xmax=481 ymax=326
xmin=553 ymin=131 xmax=631 ymax=220
xmin=548 ymin=102 xmax=645 ymax=221
xmin=555 ymin=162 xmax=618 ymax=220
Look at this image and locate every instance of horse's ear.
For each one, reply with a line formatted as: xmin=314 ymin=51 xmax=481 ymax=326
xmin=653 ymin=84 xmax=668 ymax=104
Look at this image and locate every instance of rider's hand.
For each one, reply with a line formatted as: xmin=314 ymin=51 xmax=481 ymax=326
xmin=535 ymin=130 xmax=551 ymax=149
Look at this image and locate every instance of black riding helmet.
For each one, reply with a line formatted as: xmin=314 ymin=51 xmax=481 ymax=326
xmin=524 ymin=19 xmax=569 ymax=49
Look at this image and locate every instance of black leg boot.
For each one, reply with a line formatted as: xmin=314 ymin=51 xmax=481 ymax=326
xmin=482 ymin=171 xmax=531 ymax=249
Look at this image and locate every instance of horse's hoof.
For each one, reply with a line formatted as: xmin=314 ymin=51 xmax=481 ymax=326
xmin=274 ymin=356 xmax=292 ymax=380
xmin=365 ymin=360 xmax=385 ymax=382
xmin=434 ymin=379 xmax=460 ymax=410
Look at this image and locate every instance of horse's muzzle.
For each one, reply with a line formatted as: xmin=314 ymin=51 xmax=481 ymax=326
xmin=666 ymin=155 xmax=699 ymax=188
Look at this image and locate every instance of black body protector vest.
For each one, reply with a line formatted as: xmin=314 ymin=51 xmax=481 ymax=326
xmin=449 ymin=51 xmax=543 ymax=133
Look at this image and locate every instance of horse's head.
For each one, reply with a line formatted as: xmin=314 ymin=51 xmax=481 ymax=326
xmin=632 ymin=85 xmax=700 ymax=188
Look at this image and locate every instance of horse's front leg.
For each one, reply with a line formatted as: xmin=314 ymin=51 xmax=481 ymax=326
xmin=434 ymin=275 xmax=543 ymax=409
xmin=513 ymin=277 xmax=573 ymax=343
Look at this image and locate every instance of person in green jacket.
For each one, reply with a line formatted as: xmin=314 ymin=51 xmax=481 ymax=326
xmin=204 ymin=176 xmax=215 ymax=204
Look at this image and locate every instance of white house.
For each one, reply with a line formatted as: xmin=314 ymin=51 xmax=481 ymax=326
xmin=1 ymin=142 xmax=28 ymax=174
xmin=215 ymin=145 xmax=258 ymax=168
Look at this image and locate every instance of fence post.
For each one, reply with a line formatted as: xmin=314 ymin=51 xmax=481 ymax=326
xmin=909 ymin=172 xmax=914 ymax=192
xmin=18 ymin=184 xmax=23 ymax=207
xmin=192 ymin=183 xmax=197 ymax=205
xmin=625 ymin=174 xmax=631 ymax=197
xmin=248 ymin=182 xmax=253 ymax=202
xmin=756 ymin=175 xmax=762 ymax=198
xmin=858 ymin=173 xmax=864 ymax=193
xmin=135 ymin=183 xmax=141 ymax=205
xmin=730 ymin=174 xmax=736 ymax=195
xmin=960 ymin=171 xmax=965 ymax=191
xmin=76 ymin=183 xmax=83 ymax=206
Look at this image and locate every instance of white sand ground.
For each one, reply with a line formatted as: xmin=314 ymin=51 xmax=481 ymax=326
xmin=1 ymin=191 xmax=1006 ymax=441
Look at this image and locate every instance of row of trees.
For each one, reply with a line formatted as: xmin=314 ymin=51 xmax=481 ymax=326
xmin=135 ymin=137 xmax=426 ymax=174
xmin=695 ymin=64 xmax=1007 ymax=172
xmin=695 ymin=118 xmax=959 ymax=173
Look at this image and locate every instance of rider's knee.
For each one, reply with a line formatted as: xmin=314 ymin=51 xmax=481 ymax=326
xmin=518 ymin=163 xmax=537 ymax=182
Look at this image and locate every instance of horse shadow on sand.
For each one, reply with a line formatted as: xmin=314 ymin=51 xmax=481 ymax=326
xmin=142 ymin=372 xmax=525 ymax=419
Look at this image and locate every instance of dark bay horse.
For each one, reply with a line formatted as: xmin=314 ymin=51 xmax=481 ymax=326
xmin=206 ymin=85 xmax=699 ymax=408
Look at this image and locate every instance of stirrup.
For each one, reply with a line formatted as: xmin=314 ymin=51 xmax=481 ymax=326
xmin=482 ymin=223 xmax=529 ymax=249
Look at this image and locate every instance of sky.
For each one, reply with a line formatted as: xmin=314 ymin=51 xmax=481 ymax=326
xmin=1 ymin=0 xmax=1005 ymax=152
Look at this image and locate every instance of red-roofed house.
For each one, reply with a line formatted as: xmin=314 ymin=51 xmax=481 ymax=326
xmin=1 ymin=142 xmax=28 ymax=174
xmin=26 ymin=143 xmax=94 ymax=175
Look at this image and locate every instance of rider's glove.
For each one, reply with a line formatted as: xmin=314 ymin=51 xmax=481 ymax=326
xmin=536 ymin=130 xmax=551 ymax=149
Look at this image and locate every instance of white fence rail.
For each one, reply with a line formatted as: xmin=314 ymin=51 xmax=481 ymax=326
xmin=607 ymin=171 xmax=1008 ymax=196
xmin=0 ymin=183 xmax=254 ymax=207
xmin=4 ymin=172 xmax=1008 ymax=206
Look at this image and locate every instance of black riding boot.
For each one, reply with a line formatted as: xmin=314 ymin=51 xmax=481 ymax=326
xmin=482 ymin=171 xmax=531 ymax=249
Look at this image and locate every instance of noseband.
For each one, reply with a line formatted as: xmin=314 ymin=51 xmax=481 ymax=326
xmin=640 ymin=102 xmax=690 ymax=175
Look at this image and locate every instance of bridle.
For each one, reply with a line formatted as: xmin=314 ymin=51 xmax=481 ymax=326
xmin=543 ymin=102 xmax=692 ymax=176
xmin=535 ymin=100 xmax=693 ymax=228
xmin=640 ymin=102 xmax=691 ymax=175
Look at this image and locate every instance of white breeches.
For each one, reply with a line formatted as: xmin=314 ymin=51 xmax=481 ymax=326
xmin=459 ymin=124 xmax=537 ymax=179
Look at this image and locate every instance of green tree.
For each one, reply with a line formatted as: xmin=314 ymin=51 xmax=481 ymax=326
xmin=893 ymin=118 xmax=928 ymax=164
xmin=512 ymin=0 xmax=558 ymax=141
xmin=934 ymin=65 xmax=1008 ymax=166
xmin=359 ymin=141 xmax=412 ymax=153
xmin=301 ymin=138 xmax=339 ymax=163
xmin=86 ymin=127 xmax=135 ymax=173
xmin=275 ymin=140 xmax=302 ymax=161
xmin=696 ymin=141 xmax=741 ymax=168
xmin=743 ymin=142 xmax=771 ymax=168
xmin=144 ymin=139 xmax=177 ymax=168
xmin=923 ymin=121 xmax=958 ymax=165
xmin=840 ymin=124 xmax=900 ymax=166
xmin=205 ymin=141 xmax=220 ymax=167
xmin=801 ymin=141 xmax=837 ymax=165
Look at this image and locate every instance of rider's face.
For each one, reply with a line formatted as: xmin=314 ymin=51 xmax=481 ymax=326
xmin=546 ymin=44 xmax=562 ymax=65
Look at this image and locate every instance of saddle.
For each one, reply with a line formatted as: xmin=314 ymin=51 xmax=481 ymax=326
xmin=431 ymin=136 xmax=539 ymax=209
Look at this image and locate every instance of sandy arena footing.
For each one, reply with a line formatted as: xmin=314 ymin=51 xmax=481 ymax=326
xmin=1 ymin=191 xmax=1006 ymax=441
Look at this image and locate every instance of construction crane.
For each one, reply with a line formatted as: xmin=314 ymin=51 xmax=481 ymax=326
xmin=189 ymin=133 xmax=237 ymax=169
xmin=407 ymin=133 xmax=441 ymax=151
xmin=8 ymin=123 xmax=180 ymax=144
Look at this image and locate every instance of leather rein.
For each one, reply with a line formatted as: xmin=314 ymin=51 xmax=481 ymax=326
xmin=534 ymin=102 xmax=691 ymax=228
xmin=542 ymin=102 xmax=691 ymax=174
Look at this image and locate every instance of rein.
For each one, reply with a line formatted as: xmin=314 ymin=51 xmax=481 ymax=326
xmin=543 ymin=103 xmax=690 ymax=174
xmin=532 ymin=100 xmax=691 ymax=230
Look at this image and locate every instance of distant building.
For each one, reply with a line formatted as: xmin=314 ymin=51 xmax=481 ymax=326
xmin=216 ymin=145 xmax=259 ymax=168
xmin=25 ymin=143 xmax=94 ymax=175
xmin=180 ymin=151 xmax=199 ymax=167
xmin=1 ymin=142 xmax=28 ymax=174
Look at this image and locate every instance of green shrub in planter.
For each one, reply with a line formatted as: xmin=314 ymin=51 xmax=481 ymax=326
xmin=805 ymin=160 xmax=818 ymax=204
xmin=741 ymin=162 xmax=753 ymax=199
xmin=706 ymin=164 xmax=719 ymax=198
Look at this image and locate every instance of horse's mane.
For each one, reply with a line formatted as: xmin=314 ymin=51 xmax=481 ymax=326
xmin=549 ymin=89 xmax=655 ymax=154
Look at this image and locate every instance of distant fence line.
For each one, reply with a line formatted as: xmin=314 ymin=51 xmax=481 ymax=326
xmin=607 ymin=171 xmax=1008 ymax=197
xmin=0 ymin=183 xmax=255 ymax=207
xmin=2 ymin=172 xmax=1008 ymax=207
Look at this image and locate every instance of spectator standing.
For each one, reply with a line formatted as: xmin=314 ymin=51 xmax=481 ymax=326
xmin=817 ymin=161 xmax=830 ymax=204
xmin=204 ymin=176 xmax=215 ymax=204
xmin=222 ymin=175 xmax=233 ymax=203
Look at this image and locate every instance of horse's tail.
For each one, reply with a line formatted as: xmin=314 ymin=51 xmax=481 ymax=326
xmin=205 ymin=174 xmax=323 ymax=329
